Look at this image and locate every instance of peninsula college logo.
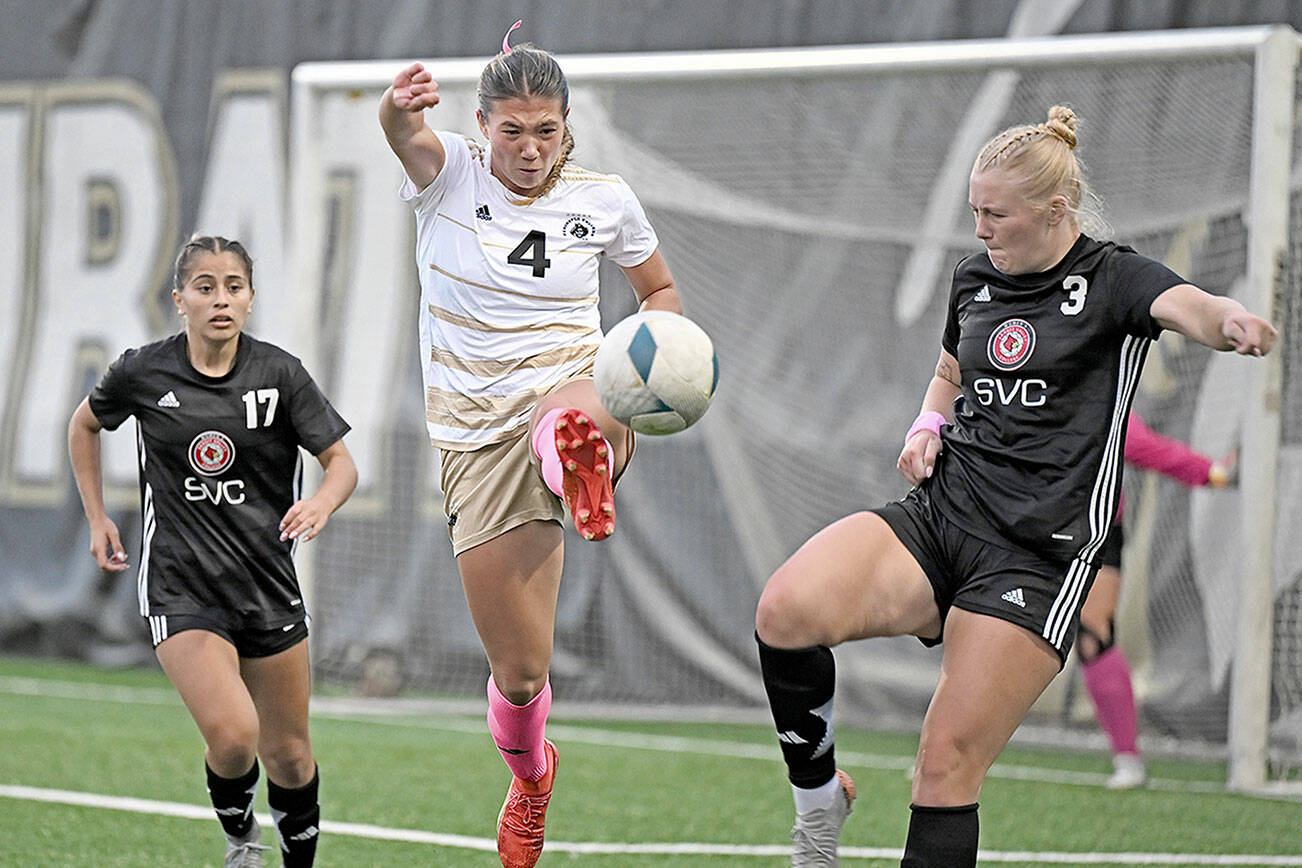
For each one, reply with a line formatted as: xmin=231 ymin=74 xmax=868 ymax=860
xmin=563 ymin=214 xmax=595 ymax=240
xmin=987 ymin=318 xmax=1036 ymax=371
xmin=188 ymin=430 xmax=235 ymax=476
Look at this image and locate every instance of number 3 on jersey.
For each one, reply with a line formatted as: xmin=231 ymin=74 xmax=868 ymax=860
xmin=1060 ymin=275 xmax=1088 ymax=316
xmin=507 ymin=229 xmax=551 ymax=277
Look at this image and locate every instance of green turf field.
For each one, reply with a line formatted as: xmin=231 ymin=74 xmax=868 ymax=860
xmin=1 ymin=654 xmax=1299 ymax=867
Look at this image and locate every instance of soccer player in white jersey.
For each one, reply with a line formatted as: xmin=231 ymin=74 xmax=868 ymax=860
xmin=378 ymin=29 xmax=682 ymax=868
xmin=752 ymin=106 xmax=1277 ymax=867
xmin=68 ymin=236 xmax=357 ymax=867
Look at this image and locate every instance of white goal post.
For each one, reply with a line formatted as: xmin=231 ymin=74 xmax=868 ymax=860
xmin=289 ymin=26 xmax=1300 ymax=794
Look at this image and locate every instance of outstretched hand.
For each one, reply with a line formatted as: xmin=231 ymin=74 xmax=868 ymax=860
xmin=279 ymin=496 xmax=332 ymax=543
xmin=897 ymin=430 xmax=943 ymax=487
xmin=1222 ymin=310 xmax=1277 ymax=356
xmin=390 ymin=61 xmax=440 ymax=112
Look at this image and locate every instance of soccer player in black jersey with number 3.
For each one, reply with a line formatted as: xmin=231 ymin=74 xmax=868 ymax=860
xmin=68 ymin=235 xmax=356 ymax=868
xmin=754 ymin=107 xmax=1277 ymax=867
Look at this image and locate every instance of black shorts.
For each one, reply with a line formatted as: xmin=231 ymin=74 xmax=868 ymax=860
xmin=146 ymin=609 xmax=309 ymax=657
xmin=872 ymin=486 xmax=1099 ymax=664
xmin=1098 ymin=521 xmax=1124 ymax=569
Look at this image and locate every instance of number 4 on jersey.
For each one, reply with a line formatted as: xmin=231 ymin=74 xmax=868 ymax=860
xmin=507 ymin=230 xmax=551 ymax=277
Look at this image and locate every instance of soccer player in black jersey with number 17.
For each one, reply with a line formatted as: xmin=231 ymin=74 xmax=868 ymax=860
xmin=68 ymin=235 xmax=357 ymax=868
xmin=753 ymin=106 xmax=1277 ymax=867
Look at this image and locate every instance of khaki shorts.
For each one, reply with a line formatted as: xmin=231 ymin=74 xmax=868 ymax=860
xmin=439 ymin=419 xmax=635 ymax=557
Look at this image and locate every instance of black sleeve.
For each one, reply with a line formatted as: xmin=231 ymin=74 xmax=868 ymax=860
xmin=941 ymin=260 xmax=965 ymax=356
xmin=1107 ymin=249 xmax=1185 ymax=340
xmin=87 ymin=348 xmax=138 ymax=431
xmin=284 ymin=360 xmax=351 ymax=456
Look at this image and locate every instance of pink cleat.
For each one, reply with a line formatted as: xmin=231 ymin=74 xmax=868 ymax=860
xmin=553 ymin=409 xmax=615 ymax=541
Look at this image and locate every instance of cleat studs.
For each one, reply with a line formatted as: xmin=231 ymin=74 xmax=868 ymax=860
xmin=578 ymin=509 xmax=591 ymax=522
xmin=566 ymin=460 xmax=578 ymax=471
xmin=588 ymin=430 xmax=602 ymax=442
xmin=602 ymin=504 xmax=614 ymax=515
xmin=571 ymin=439 xmax=584 ymax=450
xmin=556 ymin=418 xmax=568 ymax=429
xmin=583 ymin=530 xmax=595 ymax=540
xmin=556 ymin=440 xmax=567 ymax=451
xmin=596 ymin=445 xmax=608 ymax=457
xmin=576 ymin=414 xmax=590 ymax=426
xmin=596 ymin=464 xmax=607 ymax=476
xmin=603 ymin=522 xmax=615 ymax=535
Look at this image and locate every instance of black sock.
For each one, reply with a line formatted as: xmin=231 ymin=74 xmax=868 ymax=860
xmin=901 ymin=803 xmax=979 ymax=867
xmin=205 ymin=760 xmax=259 ymax=841
xmin=756 ymin=633 xmax=838 ymax=789
xmin=268 ymin=766 xmax=320 ymax=867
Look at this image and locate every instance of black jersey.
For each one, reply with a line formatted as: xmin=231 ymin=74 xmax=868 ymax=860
xmin=930 ymin=234 xmax=1183 ymax=563
xmin=89 ymin=333 xmax=350 ymax=627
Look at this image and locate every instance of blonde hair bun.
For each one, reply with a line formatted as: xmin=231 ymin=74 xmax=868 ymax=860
xmin=1043 ymin=105 xmax=1078 ymax=150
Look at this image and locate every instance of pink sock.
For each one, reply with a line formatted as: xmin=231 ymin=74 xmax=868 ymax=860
xmin=1082 ymin=646 xmax=1140 ymax=756
xmin=531 ymin=408 xmax=567 ymax=497
xmin=487 ymin=676 xmax=552 ymax=781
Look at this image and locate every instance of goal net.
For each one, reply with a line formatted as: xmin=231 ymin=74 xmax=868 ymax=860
xmin=289 ymin=27 xmax=1301 ymax=789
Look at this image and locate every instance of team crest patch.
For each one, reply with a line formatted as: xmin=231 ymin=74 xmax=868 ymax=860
xmin=987 ymin=318 xmax=1036 ymax=371
xmin=188 ymin=430 xmax=235 ymax=476
xmin=563 ymin=215 xmax=596 ymax=240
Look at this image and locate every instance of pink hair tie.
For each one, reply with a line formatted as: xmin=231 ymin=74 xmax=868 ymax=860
xmin=502 ymin=19 xmax=523 ymax=54
xmin=905 ymin=410 xmax=946 ymax=445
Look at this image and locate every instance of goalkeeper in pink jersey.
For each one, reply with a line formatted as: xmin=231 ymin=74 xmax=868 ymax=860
xmin=1079 ymin=411 xmax=1236 ymax=789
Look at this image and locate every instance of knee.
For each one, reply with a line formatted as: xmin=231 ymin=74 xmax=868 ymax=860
xmin=911 ymin=732 xmax=982 ymax=804
xmin=755 ymin=569 xmax=821 ymax=648
xmin=1077 ymin=618 xmax=1114 ymax=664
xmin=492 ymin=667 xmax=550 ymax=706
xmin=261 ymin=736 xmax=316 ymax=788
xmin=205 ymin=718 xmax=260 ymax=774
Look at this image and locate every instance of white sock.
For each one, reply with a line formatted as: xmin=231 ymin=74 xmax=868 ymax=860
xmin=792 ymin=775 xmax=842 ymax=814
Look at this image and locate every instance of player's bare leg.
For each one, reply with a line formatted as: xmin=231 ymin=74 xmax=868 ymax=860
xmin=243 ymin=640 xmax=320 ymax=865
xmin=755 ymin=512 xmax=939 ymax=866
xmin=903 ymin=609 xmax=1059 ymax=865
xmin=156 ymin=631 xmax=269 ymax=863
xmin=459 ymin=520 xmax=565 ymax=867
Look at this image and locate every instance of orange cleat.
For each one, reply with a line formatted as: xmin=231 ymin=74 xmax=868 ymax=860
xmin=553 ymin=409 xmax=615 ymax=541
xmin=496 ymin=739 xmax=559 ymax=868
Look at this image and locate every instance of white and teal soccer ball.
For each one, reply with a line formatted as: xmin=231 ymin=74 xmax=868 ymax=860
xmin=594 ymin=311 xmax=718 ymax=435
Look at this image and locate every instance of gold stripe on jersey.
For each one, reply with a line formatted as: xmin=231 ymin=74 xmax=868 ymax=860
xmin=436 ymin=211 xmax=480 ymax=235
xmin=560 ymin=166 xmax=622 ymax=183
xmin=425 ymin=385 xmax=543 ymax=431
xmin=429 ymin=262 xmax=599 ymax=305
xmin=481 ymin=239 xmax=604 ymax=257
xmin=427 ymin=303 xmax=597 ymax=336
xmin=430 ymin=342 xmax=597 ymax=378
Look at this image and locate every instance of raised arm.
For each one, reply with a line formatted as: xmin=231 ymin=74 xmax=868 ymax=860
xmin=378 ymin=61 xmax=448 ymax=192
xmin=897 ymin=349 xmax=963 ymax=486
xmin=67 ymin=397 xmax=129 ymax=571
xmin=1150 ymin=283 xmax=1277 ymax=356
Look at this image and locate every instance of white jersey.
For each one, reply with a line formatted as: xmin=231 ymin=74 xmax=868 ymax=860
xmin=401 ymin=131 xmax=659 ymax=449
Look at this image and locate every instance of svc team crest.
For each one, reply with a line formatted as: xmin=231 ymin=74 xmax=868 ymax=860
xmin=987 ymin=319 xmax=1036 ymax=371
xmin=188 ymin=430 xmax=235 ymax=476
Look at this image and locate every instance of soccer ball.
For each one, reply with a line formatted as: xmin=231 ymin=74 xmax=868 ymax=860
xmin=594 ymin=311 xmax=718 ymax=435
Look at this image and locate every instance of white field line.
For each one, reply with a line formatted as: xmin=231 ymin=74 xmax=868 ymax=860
xmin=0 ymin=676 xmax=1238 ymax=797
xmin=3 ymin=784 xmax=1302 ymax=865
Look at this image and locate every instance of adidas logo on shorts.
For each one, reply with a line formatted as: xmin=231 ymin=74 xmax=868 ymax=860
xmin=1000 ymin=587 xmax=1026 ymax=608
